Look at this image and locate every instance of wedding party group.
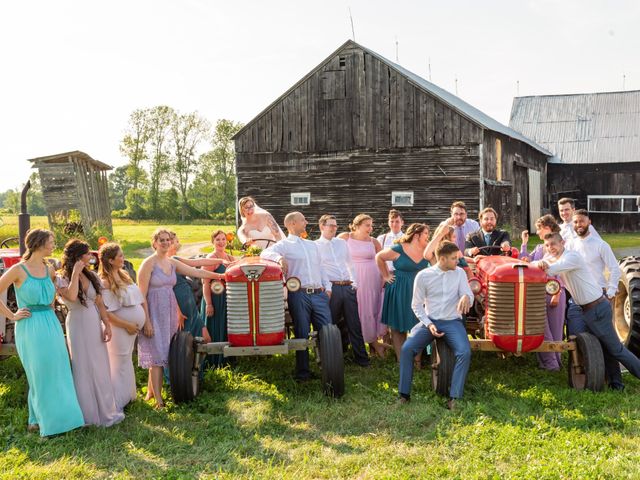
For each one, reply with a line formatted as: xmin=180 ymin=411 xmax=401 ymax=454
xmin=1 ymin=194 xmax=637 ymax=436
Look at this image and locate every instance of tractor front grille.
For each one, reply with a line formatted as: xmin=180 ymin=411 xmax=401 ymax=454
xmin=487 ymin=282 xmax=546 ymax=336
xmin=226 ymin=280 xmax=285 ymax=335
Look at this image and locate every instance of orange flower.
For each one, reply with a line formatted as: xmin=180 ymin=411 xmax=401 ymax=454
xmin=226 ymin=232 xmax=235 ymax=242
xmin=300 ymin=231 xmax=308 ymax=239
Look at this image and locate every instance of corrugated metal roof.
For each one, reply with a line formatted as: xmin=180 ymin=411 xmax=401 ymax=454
xmin=509 ymin=90 xmax=640 ymax=164
xmin=234 ymin=40 xmax=552 ymax=156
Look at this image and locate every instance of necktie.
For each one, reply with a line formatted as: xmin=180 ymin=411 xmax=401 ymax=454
xmin=484 ymin=233 xmax=491 ymax=246
xmin=456 ymin=227 xmax=465 ymax=251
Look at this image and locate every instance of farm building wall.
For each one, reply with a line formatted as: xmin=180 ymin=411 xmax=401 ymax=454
xmin=548 ymin=162 xmax=640 ymax=233
xmin=234 ymin=45 xmax=485 ymax=235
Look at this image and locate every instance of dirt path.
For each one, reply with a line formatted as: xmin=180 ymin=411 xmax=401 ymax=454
xmin=135 ymin=241 xmax=209 ymax=259
xmin=614 ymin=247 xmax=640 ymax=258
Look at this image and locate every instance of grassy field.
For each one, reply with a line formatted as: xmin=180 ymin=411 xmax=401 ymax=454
xmin=2 ymin=350 xmax=640 ymax=479
xmin=1 ymin=215 xmax=640 ymax=478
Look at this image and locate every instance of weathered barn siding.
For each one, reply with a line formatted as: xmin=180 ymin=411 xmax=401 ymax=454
xmin=235 ymin=41 xmax=550 ymax=235
xmin=237 ymin=147 xmax=480 ymax=235
xmin=549 ymin=162 xmax=640 ymax=232
xmin=235 ymin=48 xmax=483 ymax=155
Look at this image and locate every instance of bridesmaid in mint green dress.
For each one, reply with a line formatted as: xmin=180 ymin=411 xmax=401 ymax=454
xmin=0 ymin=229 xmax=84 ymax=436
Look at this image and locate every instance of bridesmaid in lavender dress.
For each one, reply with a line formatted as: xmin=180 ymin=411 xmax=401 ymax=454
xmin=520 ymin=214 xmax=566 ymax=371
xmin=338 ymin=214 xmax=388 ymax=358
xmin=58 ymin=239 xmax=124 ymax=427
xmin=137 ymin=228 xmax=221 ymax=409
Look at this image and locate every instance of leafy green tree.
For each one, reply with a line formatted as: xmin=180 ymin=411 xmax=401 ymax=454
xmin=124 ymin=188 xmax=147 ymax=219
xmin=26 ymin=172 xmax=46 ymax=215
xmin=171 ymin=112 xmax=211 ymax=221
xmin=108 ymin=165 xmax=132 ymax=211
xmin=2 ymin=190 xmax=19 ymax=213
xmin=120 ymin=108 xmax=151 ymax=190
xmin=147 ymin=106 xmax=175 ymax=217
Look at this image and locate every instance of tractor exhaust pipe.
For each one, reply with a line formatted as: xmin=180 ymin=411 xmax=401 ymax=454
xmin=18 ymin=180 xmax=31 ymax=256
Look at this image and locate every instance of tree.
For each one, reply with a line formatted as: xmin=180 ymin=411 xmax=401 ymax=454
xmin=26 ymin=172 xmax=46 ymax=215
xmin=146 ymin=106 xmax=175 ymax=217
xmin=2 ymin=190 xmax=19 ymax=213
xmin=109 ymin=165 xmax=132 ymax=211
xmin=171 ymin=112 xmax=211 ymax=221
xmin=120 ymin=108 xmax=150 ymax=191
xmin=211 ymin=119 xmax=243 ymax=214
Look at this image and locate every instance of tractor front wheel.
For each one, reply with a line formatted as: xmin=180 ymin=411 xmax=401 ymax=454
xmin=318 ymin=324 xmax=345 ymax=398
xmin=169 ymin=330 xmax=201 ymax=404
xmin=613 ymin=256 xmax=640 ymax=356
xmin=568 ymin=332 xmax=605 ymax=392
xmin=431 ymin=339 xmax=454 ymax=397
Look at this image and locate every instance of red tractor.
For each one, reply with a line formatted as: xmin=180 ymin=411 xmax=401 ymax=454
xmin=168 ymin=255 xmax=345 ymax=403
xmin=431 ymin=253 xmax=607 ymax=394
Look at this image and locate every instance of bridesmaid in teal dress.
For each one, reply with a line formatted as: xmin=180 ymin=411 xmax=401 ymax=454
xmin=0 ymin=229 xmax=84 ymax=436
xmin=201 ymin=230 xmax=235 ymax=368
xmin=376 ymin=224 xmax=431 ymax=361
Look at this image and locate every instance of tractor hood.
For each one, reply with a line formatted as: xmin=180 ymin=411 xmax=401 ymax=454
xmin=225 ymin=256 xmax=283 ymax=283
xmin=476 ymin=256 xmax=547 ymax=283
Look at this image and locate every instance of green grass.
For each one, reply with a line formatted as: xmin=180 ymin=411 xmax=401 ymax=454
xmin=2 ymin=351 xmax=640 ymax=478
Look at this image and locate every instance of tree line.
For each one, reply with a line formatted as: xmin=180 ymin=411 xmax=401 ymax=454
xmin=2 ymin=107 xmax=243 ymax=223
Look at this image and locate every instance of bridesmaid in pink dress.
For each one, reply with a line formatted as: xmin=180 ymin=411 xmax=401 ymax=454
xmin=338 ymin=214 xmax=388 ymax=357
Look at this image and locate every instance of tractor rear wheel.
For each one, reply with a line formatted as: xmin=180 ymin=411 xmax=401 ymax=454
xmin=613 ymin=256 xmax=640 ymax=356
xmin=318 ymin=324 xmax=345 ymax=398
xmin=568 ymin=332 xmax=605 ymax=392
xmin=169 ymin=331 xmax=201 ymax=404
xmin=431 ymin=339 xmax=454 ymax=397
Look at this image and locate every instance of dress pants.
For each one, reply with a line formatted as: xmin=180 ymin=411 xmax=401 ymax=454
xmin=399 ymin=318 xmax=471 ymax=399
xmin=567 ymin=300 xmax=640 ymax=389
xmin=287 ymin=290 xmax=332 ymax=379
xmin=329 ymin=284 xmax=369 ymax=366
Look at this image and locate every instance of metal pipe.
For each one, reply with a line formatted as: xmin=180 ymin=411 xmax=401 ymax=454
xmin=18 ymin=180 xmax=31 ymax=256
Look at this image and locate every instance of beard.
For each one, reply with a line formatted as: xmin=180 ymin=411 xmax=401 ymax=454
xmin=575 ymin=226 xmax=589 ymax=237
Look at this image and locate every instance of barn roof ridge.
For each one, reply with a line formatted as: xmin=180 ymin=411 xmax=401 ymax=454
xmin=28 ymin=150 xmax=112 ymax=171
xmin=233 ymin=39 xmax=551 ymax=156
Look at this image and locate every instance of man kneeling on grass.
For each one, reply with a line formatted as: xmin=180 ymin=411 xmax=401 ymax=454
xmin=398 ymin=241 xmax=473 ymax=410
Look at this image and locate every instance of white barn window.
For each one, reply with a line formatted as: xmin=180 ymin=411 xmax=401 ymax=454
xmin=291 ymin=192 xmax=311 ymax=206
xmin=588 ymin=195 xmax=640 ymax=213
xmin=391 ymin=191 xmax=414 ymax=207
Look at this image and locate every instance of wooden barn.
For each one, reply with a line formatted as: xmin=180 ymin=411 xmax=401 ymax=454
xmin=28 ymin=150 xmax=113 ymax=235
xmin=233 ymin=40 xmax=552 ymax=235
xmin=510 ymin=90 xmax=640 ymax=232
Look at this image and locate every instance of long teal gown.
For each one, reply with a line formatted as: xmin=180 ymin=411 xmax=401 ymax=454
xmin=381 ymin=244 xmax=430 ymax=333
xmin=173 ymin=268 xmax=204 ymax=338
xmin=14 ymin=264 xmax=84 ymax=436
xmin=200 ymin=263 xmax=228 ymax=368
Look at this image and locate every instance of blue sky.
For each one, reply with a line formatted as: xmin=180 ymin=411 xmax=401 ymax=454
xmin=0 ymin=0 xmax=637 ymax=191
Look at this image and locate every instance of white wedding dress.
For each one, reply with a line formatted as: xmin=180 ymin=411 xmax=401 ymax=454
xmin=245 ymin=226 xmax=277 ymax=249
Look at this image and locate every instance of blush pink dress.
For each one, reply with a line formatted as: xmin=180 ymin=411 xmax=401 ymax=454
xmin=346 ymin=236 xmax=387 ymax=343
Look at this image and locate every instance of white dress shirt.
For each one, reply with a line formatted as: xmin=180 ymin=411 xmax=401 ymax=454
xmin=441 ymin=218 xmax=480 ymax=253
xmin=411 ymin=265 xmax=474 ymax=328
xmin=565 ymin=234 xmax=619 ymax=297
xmin=377 ymin=230 xmax=404 ymax=271
xmin=261 ymin=234 xmax=331 ymax=292
xmin=546 ymin=250 xmax=603 ymax=305
xmin=560 ymin=222 xmax=601 ymax=242
xmin=315 ymin=236 xmax=358 ymax=288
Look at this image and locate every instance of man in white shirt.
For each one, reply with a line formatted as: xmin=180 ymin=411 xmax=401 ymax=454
xmin=377 ymin=209 xmax=404 ymax=272
xmin=534 ymin=232 xmax=640 ymax=390
xmin=261 ymin=211 xmax=332 ymax=382
xmin=443 ymin=201 xmax=480 ymax=253
xmin=557 ymin=197 xmax=601 ymax=242
xmin=399 ymin=241 xmax=473 ymax=409
xmin=316 ymin=214 xmax=369 ymax=367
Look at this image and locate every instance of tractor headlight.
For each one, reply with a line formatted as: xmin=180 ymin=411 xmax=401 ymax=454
xmin=468 ymin=278 xmax=482 ymax=295
xmin=211 ymin=281 xmax=226 ymax=295
xmin=286 ymin=277 xmax=301 ymax=292
xmin=545 ymin=279 xmax=561 ymax=295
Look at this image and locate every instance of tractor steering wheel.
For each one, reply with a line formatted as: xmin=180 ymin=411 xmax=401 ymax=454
xmin=476 ymin=245 xmax=510 ymax=256
xmin=0 ymin=237 xmax=19 ymax=249
xmin=242 ymin=238 xmax=277 ymax=250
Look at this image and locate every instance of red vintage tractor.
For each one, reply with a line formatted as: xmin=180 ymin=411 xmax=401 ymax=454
xmin=168 ymin=255 xmax=345 ymax=403
xmin=431 ymin=252 xmax=607 ymax=395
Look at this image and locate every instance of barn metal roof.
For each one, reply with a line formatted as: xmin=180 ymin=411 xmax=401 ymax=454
xmin=509 ymin=90 xmax=640 ymax=164
xmin=234 ymin=40 xmax=552 ymax=156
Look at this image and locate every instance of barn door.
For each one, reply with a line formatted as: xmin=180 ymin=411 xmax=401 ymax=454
xmin=527 ymin=169 xmax=542 ymax=231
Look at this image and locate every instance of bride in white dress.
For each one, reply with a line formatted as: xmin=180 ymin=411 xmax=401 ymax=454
xmin=237 ymin=197 xmax=285 ymax=249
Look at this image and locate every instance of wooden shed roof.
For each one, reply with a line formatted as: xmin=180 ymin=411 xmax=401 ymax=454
xmin=28 ymin=150 xmax=112 ymax=171
xmin=233 ymin=39 xmax=551 ymax=156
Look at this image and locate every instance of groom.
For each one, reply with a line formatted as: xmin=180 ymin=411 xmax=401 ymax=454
xmin=261 ymin=211 xmax=333 ymax=381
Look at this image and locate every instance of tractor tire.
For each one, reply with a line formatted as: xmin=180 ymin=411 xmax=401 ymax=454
xmin=318 ymin=324 xmax=345 ymax=398
xmin=169 ymin=330 xmax=201 ymax=404
xmin=568 ymin=332 xmax=605 ymax=392
xmin=613 ymin=256 xmax=640 ymax=356
xmin=431 ymin=339 xmax=454 ymax=397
